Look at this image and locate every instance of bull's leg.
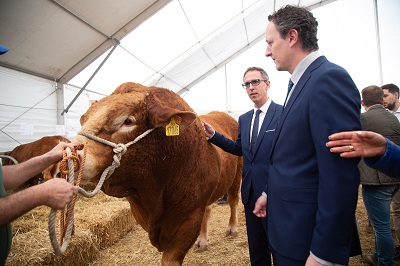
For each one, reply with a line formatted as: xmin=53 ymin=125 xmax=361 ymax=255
xmin=225 ymin=161 xmax=241 ymax=237
xmin=194 ymin=205 xmax=211 ymax=251
xmin=225 ymin=188 xmax=239 ymax=236
xmin=226 ymin=190 xmax=239 ymax=236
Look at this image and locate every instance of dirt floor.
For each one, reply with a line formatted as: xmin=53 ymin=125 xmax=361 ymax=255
xmin=88 ymin=187 xmax=398 ymax=266
xmin=7 ymin=186 xmax=400 ymax=265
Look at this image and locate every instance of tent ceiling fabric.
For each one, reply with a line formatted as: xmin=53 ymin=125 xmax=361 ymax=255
xmin=0 ymin=0 xmax=335 ymax=96
xmin=0 ymin=0 xmax=171 ymax=81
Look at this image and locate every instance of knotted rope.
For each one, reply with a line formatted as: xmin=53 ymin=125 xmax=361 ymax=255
xmin=48 ymin=128 xmax=154 ymax=255
xmin=48 ymin=145 xmax=84 ymax=256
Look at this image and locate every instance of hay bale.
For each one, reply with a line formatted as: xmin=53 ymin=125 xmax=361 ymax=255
xmin=6 ymin=191 xmax=135 ymax=266
xmin=8 ymin=228 xmax=99 ymax=266
xmin=76 ymin=203 xmax=134 ymax=248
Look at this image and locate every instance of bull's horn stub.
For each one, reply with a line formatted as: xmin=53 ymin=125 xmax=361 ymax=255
xmin=166 ymin=117 xmax=180 ymax=136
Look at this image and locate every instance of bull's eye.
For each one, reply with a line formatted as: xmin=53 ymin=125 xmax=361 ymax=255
xmin=123 ymin=118 xmax=133 ymax=126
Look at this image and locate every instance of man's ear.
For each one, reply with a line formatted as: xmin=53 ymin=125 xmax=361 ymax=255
xmin=287 ymin=29 xmax=298 ymax=46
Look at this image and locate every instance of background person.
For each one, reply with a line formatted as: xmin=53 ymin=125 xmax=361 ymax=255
xmin=252 ymin=5 xmax=362 ymax=265
xmin=358 ymin=85 xmax=400 ymax=265
xmin=382 ymin=83 xmax=400 ymax=119
xmin=203 ymin=66 xmax=282 ymax=265
xmin=382 ymin=83 xmax=400 ymax=257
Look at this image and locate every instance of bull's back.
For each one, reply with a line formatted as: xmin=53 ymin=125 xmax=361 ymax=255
xmin=199 ymin=111 xmax=238 ymax=140
xmin=199 ymin=111 xmax=242 ymax=204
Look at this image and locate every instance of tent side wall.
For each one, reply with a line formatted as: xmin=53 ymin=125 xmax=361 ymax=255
xmin=0 ymin=66 xmax=89 ymax=152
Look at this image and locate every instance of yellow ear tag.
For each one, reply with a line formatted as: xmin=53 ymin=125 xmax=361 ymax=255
xmin=166 ymin=117 xmax=180 ymax=136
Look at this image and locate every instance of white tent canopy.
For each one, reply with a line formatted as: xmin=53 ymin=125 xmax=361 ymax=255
xmin=0 ymin=0 xmax=399 ymax=151
xmin=0 ymin=0 xmax=333 ymax=92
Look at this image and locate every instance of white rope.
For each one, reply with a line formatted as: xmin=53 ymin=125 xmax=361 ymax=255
xmin=0 ymin=155 xmax=18 ymax=165
xmin=76 ymin=129 xmax=154 ymax=197
xmin=48 ymin=147 xmax=76 ymax=255
xmin=48 ymin=128 xmax=154 ymax=255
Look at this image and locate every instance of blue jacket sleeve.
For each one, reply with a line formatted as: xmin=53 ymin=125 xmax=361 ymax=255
xmin=365 ymin=139 xmax=400 ymax=177
xmin=209 ymin=131 xmax=242 ymax=156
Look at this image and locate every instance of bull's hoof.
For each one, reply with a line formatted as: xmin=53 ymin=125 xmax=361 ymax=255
xmin=194 ymin=238 xmax=208 ymax=251
xmin=225 ymin=228 xmax=238 ymax=237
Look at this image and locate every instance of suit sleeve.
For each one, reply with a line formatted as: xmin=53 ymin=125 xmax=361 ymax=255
xmin=208 ymin=120 xmax=243 ymax=156
xmin=308 ymin=67 xmax=361 ymax=260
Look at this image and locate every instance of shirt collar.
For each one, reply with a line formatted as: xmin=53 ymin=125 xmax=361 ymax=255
xmin=254 ymin=97 xmax=272 ymax=114
xmin=291 ymin=51 xmax=321 ymax=85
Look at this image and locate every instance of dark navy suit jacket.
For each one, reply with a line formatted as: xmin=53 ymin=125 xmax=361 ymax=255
xmin=209 ymin=101 xmax=282 ymax=206
xmin=267 ymin=56 xmax=362 ymax=264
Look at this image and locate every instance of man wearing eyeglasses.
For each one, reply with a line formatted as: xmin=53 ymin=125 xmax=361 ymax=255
xmin=203 ymin=66 xmax=282 ymax=265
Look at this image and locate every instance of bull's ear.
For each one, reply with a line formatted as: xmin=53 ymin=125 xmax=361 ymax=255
xmin=153 ymin=110 xmax=197 ymax=131
xmin=147 ymin=87 xmax=197 ymax=131
xmin=80 ymin=114 xmax=86 ymax=126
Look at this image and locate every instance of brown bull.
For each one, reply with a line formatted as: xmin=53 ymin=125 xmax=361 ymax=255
xmin=2 ymin=135 xmax=70 ymax=189
xmin=74 ymin=82 xmax=242 ymax=265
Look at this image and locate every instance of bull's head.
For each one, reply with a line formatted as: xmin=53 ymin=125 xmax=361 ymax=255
xmin=74 ymin=82 xmax=197 ymax=197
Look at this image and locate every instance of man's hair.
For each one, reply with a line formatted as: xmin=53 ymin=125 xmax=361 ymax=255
xmin=268 ymin=5 xmax=319 ymax=52
xmin=381 ymin=83 xmax=399 ymax=95
xmin=362 ymin=85 xmax=383 ymax=107
xmin=243 ymin=66 xmax=269 ymax=80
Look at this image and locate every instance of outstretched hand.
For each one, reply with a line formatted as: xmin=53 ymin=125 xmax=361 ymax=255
xmin=326 ymin=131 xmax=387 ymax=158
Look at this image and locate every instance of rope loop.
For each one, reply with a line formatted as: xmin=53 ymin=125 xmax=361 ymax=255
xmin=49 ymin=146 xmax=82 ymax=256
xmin=59 ymin=152 xmax=80 ymax=176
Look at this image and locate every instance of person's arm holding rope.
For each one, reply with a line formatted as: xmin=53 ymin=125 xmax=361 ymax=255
xmin=0 ymin=142 xmax=78 ymax=227
xmin=3 ymin=142 xmax=75 ymax=190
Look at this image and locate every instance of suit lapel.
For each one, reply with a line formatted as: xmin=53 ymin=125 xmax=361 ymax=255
xmin=252 ymin=102 xmax=277 ymax=156
xmin=270 ymin=56 xmax=327 ymax=157
xmin=243 ymin=111 xmax=253 ymax=154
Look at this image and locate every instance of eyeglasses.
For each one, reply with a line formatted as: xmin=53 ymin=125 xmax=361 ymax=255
xmin=242 ymin=79 xmax=267 ymax=89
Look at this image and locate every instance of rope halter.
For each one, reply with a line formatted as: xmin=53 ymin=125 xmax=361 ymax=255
xmin=76 ymin=128 xmax=154 ymax=197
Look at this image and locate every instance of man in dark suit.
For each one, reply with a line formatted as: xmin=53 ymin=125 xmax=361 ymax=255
xmin=253 ymin=5 xmax=362 ymax=265
xmin=203 ymin=66 xmax=282 ymax=265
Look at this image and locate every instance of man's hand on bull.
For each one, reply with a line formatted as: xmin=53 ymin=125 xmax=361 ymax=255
xmin=202 ymin=121 xmax=215 ymax=139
